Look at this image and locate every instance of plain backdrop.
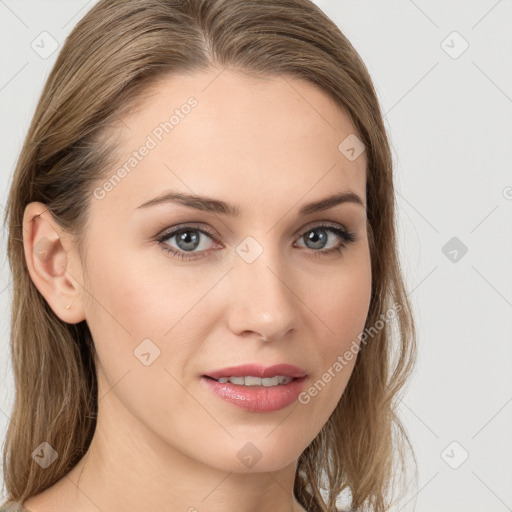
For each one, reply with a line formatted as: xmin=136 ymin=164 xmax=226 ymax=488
xmin=1 ymin=1 xmax=511 ymax=511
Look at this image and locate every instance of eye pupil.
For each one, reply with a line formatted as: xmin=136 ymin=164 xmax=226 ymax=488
xmin=176 ymin=230 xmax=200 ymax=251
xmin=305 ymin=229 xmax=327 ymax=250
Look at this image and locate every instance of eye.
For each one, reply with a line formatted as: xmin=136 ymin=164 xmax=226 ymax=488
xmin=293 ymin=223 xmax=357 ymax=257
xmin=155 ymin=224 xmax=220 ymax=261
xmin=155 ymin=222 xmax=357 ymax=261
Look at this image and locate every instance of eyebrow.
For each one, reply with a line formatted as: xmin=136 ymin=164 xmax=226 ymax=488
xmin=135 ymin=190 xmax=365 ymax=216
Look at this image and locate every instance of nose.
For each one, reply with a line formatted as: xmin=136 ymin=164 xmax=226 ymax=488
xmin=226 ymin=247 xmax=298 ymax=343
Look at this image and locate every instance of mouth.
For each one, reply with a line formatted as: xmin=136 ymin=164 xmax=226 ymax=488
xmin=202 ymin=363 xmax=307 ymax=381
xmin=200 ymin=364 xmax=308 ymax=412
xmin=202 ymin=375 xmax=301 ymax=386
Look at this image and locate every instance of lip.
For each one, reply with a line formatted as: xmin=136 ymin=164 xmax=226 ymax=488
xmin=203 ymin=363 xmax=307 ymax=380
xmin=200 ymin=375 xmax=307 ymax=413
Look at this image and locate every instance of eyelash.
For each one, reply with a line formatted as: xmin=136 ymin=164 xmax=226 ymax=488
xmin=155 ymin=222 xmax=357 ymax=262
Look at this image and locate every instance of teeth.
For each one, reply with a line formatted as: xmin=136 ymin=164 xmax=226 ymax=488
xmin=214 ymin=375 xmax=293 ymax=386
xmin=246 ymin=376 xmax=264 ymax=386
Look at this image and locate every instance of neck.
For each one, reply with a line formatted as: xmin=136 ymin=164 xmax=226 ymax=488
xmin=33 ymin=374 xmax=308 ymax=512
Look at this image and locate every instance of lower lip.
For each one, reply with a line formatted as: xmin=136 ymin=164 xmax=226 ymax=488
xmin=200 ymin=376 xmax=307 ymax=412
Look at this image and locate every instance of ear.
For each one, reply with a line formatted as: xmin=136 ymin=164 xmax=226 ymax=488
xmin=22 ymin=202 xmax=86 ymax=324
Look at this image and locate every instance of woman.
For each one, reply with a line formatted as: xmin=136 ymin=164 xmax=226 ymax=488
xmin=1 ymin=0 xmax=417 ymax=511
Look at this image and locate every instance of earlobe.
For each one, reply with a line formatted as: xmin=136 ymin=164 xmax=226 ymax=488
xmin=22 ymin=202 xmax=86 ymax=324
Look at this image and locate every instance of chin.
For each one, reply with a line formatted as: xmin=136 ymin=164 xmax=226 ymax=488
xmin=201 ymin=436 xmax=304 ymax=474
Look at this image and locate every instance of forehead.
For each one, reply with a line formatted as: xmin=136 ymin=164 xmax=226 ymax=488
xmin=93 ymin=68 xmax=367 ymax=218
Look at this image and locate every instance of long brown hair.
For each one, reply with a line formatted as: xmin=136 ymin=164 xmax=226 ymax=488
xmin=2 ymin=1 xmax=417 ymax=510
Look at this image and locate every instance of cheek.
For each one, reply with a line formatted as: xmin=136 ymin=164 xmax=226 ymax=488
xmin=298 ymin=251 xmax=371 ymax=422
xmin=82 ymin=247 xmax=203 ymax=433
xmin=83 ymin=241 xmax=176 ymax=337
xmin=82 ymin=242 xmax=218 ymax=385
xmin=80 ymin=242 xmax=167 ymax=381
xmin=311 ymin=251 xmax=372 ymax=347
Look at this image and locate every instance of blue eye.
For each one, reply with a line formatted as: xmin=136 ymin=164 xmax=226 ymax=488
xmin=155 ymin=223 xmax=356 ymax=261
xmin=156 ymin=224 xmax=219 ymax=261
xmin=295 ymin=225 xmax=356 ymax=254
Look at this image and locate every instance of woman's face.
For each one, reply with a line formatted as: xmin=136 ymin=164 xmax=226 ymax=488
xmin=74 ymin=68 xmax=371 ymax=472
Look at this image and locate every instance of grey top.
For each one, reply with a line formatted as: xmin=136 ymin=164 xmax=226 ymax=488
xmin=0 ymin=502 xmax=29 ymax=512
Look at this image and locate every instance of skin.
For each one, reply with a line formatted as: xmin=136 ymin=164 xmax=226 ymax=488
xmin=22 ymin=67 xmax=371 ymax=512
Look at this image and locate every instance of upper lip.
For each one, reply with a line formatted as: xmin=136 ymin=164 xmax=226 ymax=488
xmin=203 ymin=363 xmax=307 ymax=380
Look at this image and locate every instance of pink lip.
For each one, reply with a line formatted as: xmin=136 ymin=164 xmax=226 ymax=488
xmin=200 ymin=375 xmax=307 ymax=413
xmin=203 ymin=363 xmax=307 ymax=380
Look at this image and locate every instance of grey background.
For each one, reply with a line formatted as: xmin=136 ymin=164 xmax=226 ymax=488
xmin=1 ymin=1 xmax=511 ymax=511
